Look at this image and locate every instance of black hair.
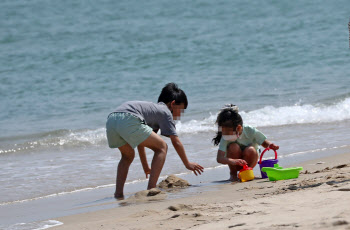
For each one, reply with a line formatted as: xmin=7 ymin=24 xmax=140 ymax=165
xmin=212 ymin=104 xmax=243 ymax=146
xmin=158 ymin=83 xmax=188 ymax=109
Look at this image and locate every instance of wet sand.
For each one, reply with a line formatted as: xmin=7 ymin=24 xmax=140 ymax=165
xmin=52 ymin=152 xmax=350 ymax=230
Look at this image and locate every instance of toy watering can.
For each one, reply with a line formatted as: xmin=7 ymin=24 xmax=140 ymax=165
xmin=258 ymin=148 xmax=278 ymax=179
xmin=238 ymin=164 xmax=254 ymax=182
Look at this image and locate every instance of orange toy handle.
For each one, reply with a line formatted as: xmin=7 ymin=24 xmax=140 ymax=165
xmin=259 ymin=148 xmax=277 ymax=165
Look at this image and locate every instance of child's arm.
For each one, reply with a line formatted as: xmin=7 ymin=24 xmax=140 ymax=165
xmin=216 ymin=150 xmax=247 ymax=166
xmin=170 ymin=135 xmax=204 ymax=176
xmin=137 ymin=145 xmax=151 ymax=178
xmin=261 ymin=139 xmax=279 ymax=150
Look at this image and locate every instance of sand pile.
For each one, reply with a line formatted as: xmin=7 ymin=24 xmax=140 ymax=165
xmin=122 ymin=188 xmax=167 ymax=204
xmin=134 ymin=188 xmax=164 ymax=198
xmin=157 ymin=175 xmax=191 ymax=189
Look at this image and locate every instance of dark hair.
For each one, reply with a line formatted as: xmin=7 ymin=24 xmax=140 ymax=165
xmin=158 ymin=83 xmax=188 ymax=109
xmin=212 ymin=104 xmax=243 ymax=146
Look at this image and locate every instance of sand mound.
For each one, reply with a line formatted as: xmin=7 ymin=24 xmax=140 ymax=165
xmin=121 ymin=188 xmax=167 ymax=204
xmin=134 ymin=188 xmax=164 ymax=198
xmin=157 ymin=175 xmax=191 ymax=189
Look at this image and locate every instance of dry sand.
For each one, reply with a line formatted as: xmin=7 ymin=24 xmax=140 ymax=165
xmin=53 ymin=153 xmax=350 ymax=230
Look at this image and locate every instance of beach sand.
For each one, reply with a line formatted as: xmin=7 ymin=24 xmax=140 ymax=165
xmin=53 ymin=152 xmax=350 ymax=230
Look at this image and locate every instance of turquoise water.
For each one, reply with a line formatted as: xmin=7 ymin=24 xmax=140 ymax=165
xmin=1 ymin=0 xmax=350 ymax=228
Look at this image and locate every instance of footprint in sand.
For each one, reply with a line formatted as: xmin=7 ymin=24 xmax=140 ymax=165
xmin=228 ymin=223 xmax=246 ymax=228
xmin=332 ymin=220 xmax=348 ymax=226
xmin=168 ymin=204 xmax=193 ymax=211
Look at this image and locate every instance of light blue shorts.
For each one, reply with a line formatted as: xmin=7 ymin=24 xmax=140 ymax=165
xmin=106 ymin=112 xmax=153 ymax=149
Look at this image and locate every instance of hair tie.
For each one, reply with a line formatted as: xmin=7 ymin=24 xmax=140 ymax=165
xmin=221 ymin=104 xmax=239 ymax=113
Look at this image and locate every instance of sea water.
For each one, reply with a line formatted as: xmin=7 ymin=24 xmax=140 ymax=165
xmin=1 ymin=0 xmax=350 ymax=228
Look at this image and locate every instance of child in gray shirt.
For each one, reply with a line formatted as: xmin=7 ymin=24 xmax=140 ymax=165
xmin=106 ymin=83 xmax=204 ymax=199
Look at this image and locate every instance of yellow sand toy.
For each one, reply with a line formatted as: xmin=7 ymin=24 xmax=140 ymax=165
xmin=238 ymin=164 xmax=254 ymax=182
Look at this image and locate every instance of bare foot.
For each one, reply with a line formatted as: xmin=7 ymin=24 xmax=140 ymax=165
xmin=114 ymin=193 xmax=124 ymax=200
xmin=229 ymin=174 xmax=239 ymax=182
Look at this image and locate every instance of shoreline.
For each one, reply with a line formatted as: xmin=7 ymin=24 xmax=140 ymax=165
xmin=2 ymin=148 xmax=350 ymax=229
xmin=51 ymin=152 xmax=350 ymax=230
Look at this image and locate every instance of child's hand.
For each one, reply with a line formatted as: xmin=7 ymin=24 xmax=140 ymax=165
xmin=269 ymin=143 xmax=279 ymax=151
xmin=186 ymin=162 xmax=204 ymax=176
xmin=144 ymin=167 xmax=151 ymax=178
xmin=232 ymin=159 xmax=247 ymax=166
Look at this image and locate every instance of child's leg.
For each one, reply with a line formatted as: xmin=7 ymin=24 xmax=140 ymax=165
xmin=115 ymin=143 xmax=135 ymax=199
xmin=242 ymin=146 xmax=258 ymax=168
xmin=226 ymin=143 xmax=242 ymax=181
xmin=138 ymin=132 xmax=168 ymax=190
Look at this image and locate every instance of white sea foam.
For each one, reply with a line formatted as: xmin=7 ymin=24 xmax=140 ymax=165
xmin=0 ymin=128 xmax=107 ymax=154
xmin=176 ymin=113 xmax=217 ymax=134
xmin=33 ymin=220 xmax=63 ymax=230
xmin=1 ymin=98 xmax=349 ymax=154
xmin=178 ymin=97 xmax=350 ymax=134
xmin=242 ymin=97 xmax=350 ymax=128
xmin=5 ymin=220 xmax=63 ymax=230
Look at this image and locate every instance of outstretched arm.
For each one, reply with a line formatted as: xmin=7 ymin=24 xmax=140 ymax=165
xmin=170 ymin=135 xmax=204 ymax=176
xmin=137 ymin=145 xmax=151 ymax=178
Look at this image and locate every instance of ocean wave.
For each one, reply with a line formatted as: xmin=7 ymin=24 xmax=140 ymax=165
xmin=4 ymin=220 xmax=63 ymax=230
xmin=1 ymin=98 xmax=349 ymax=153
xmin=0 ymin=128 xmax=107 ymax=154
xmin=242 ymin=97 xmax=350 ymax=128
xmin=177 ymin=97 xmax=350 ymax=133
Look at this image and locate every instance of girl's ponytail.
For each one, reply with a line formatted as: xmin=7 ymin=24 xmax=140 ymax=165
xmin=212 ymin=132 xmax=222 ymax=146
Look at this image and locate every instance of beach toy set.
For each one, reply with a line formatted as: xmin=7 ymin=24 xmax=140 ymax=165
xmin=238 ymin=148 xmax=303 ymax=182
xmin=258 ymin=148 xmax=303 ymax=181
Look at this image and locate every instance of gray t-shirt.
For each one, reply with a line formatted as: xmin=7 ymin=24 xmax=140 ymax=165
xmin=112 ymin=101 xmax=177 ymax=137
